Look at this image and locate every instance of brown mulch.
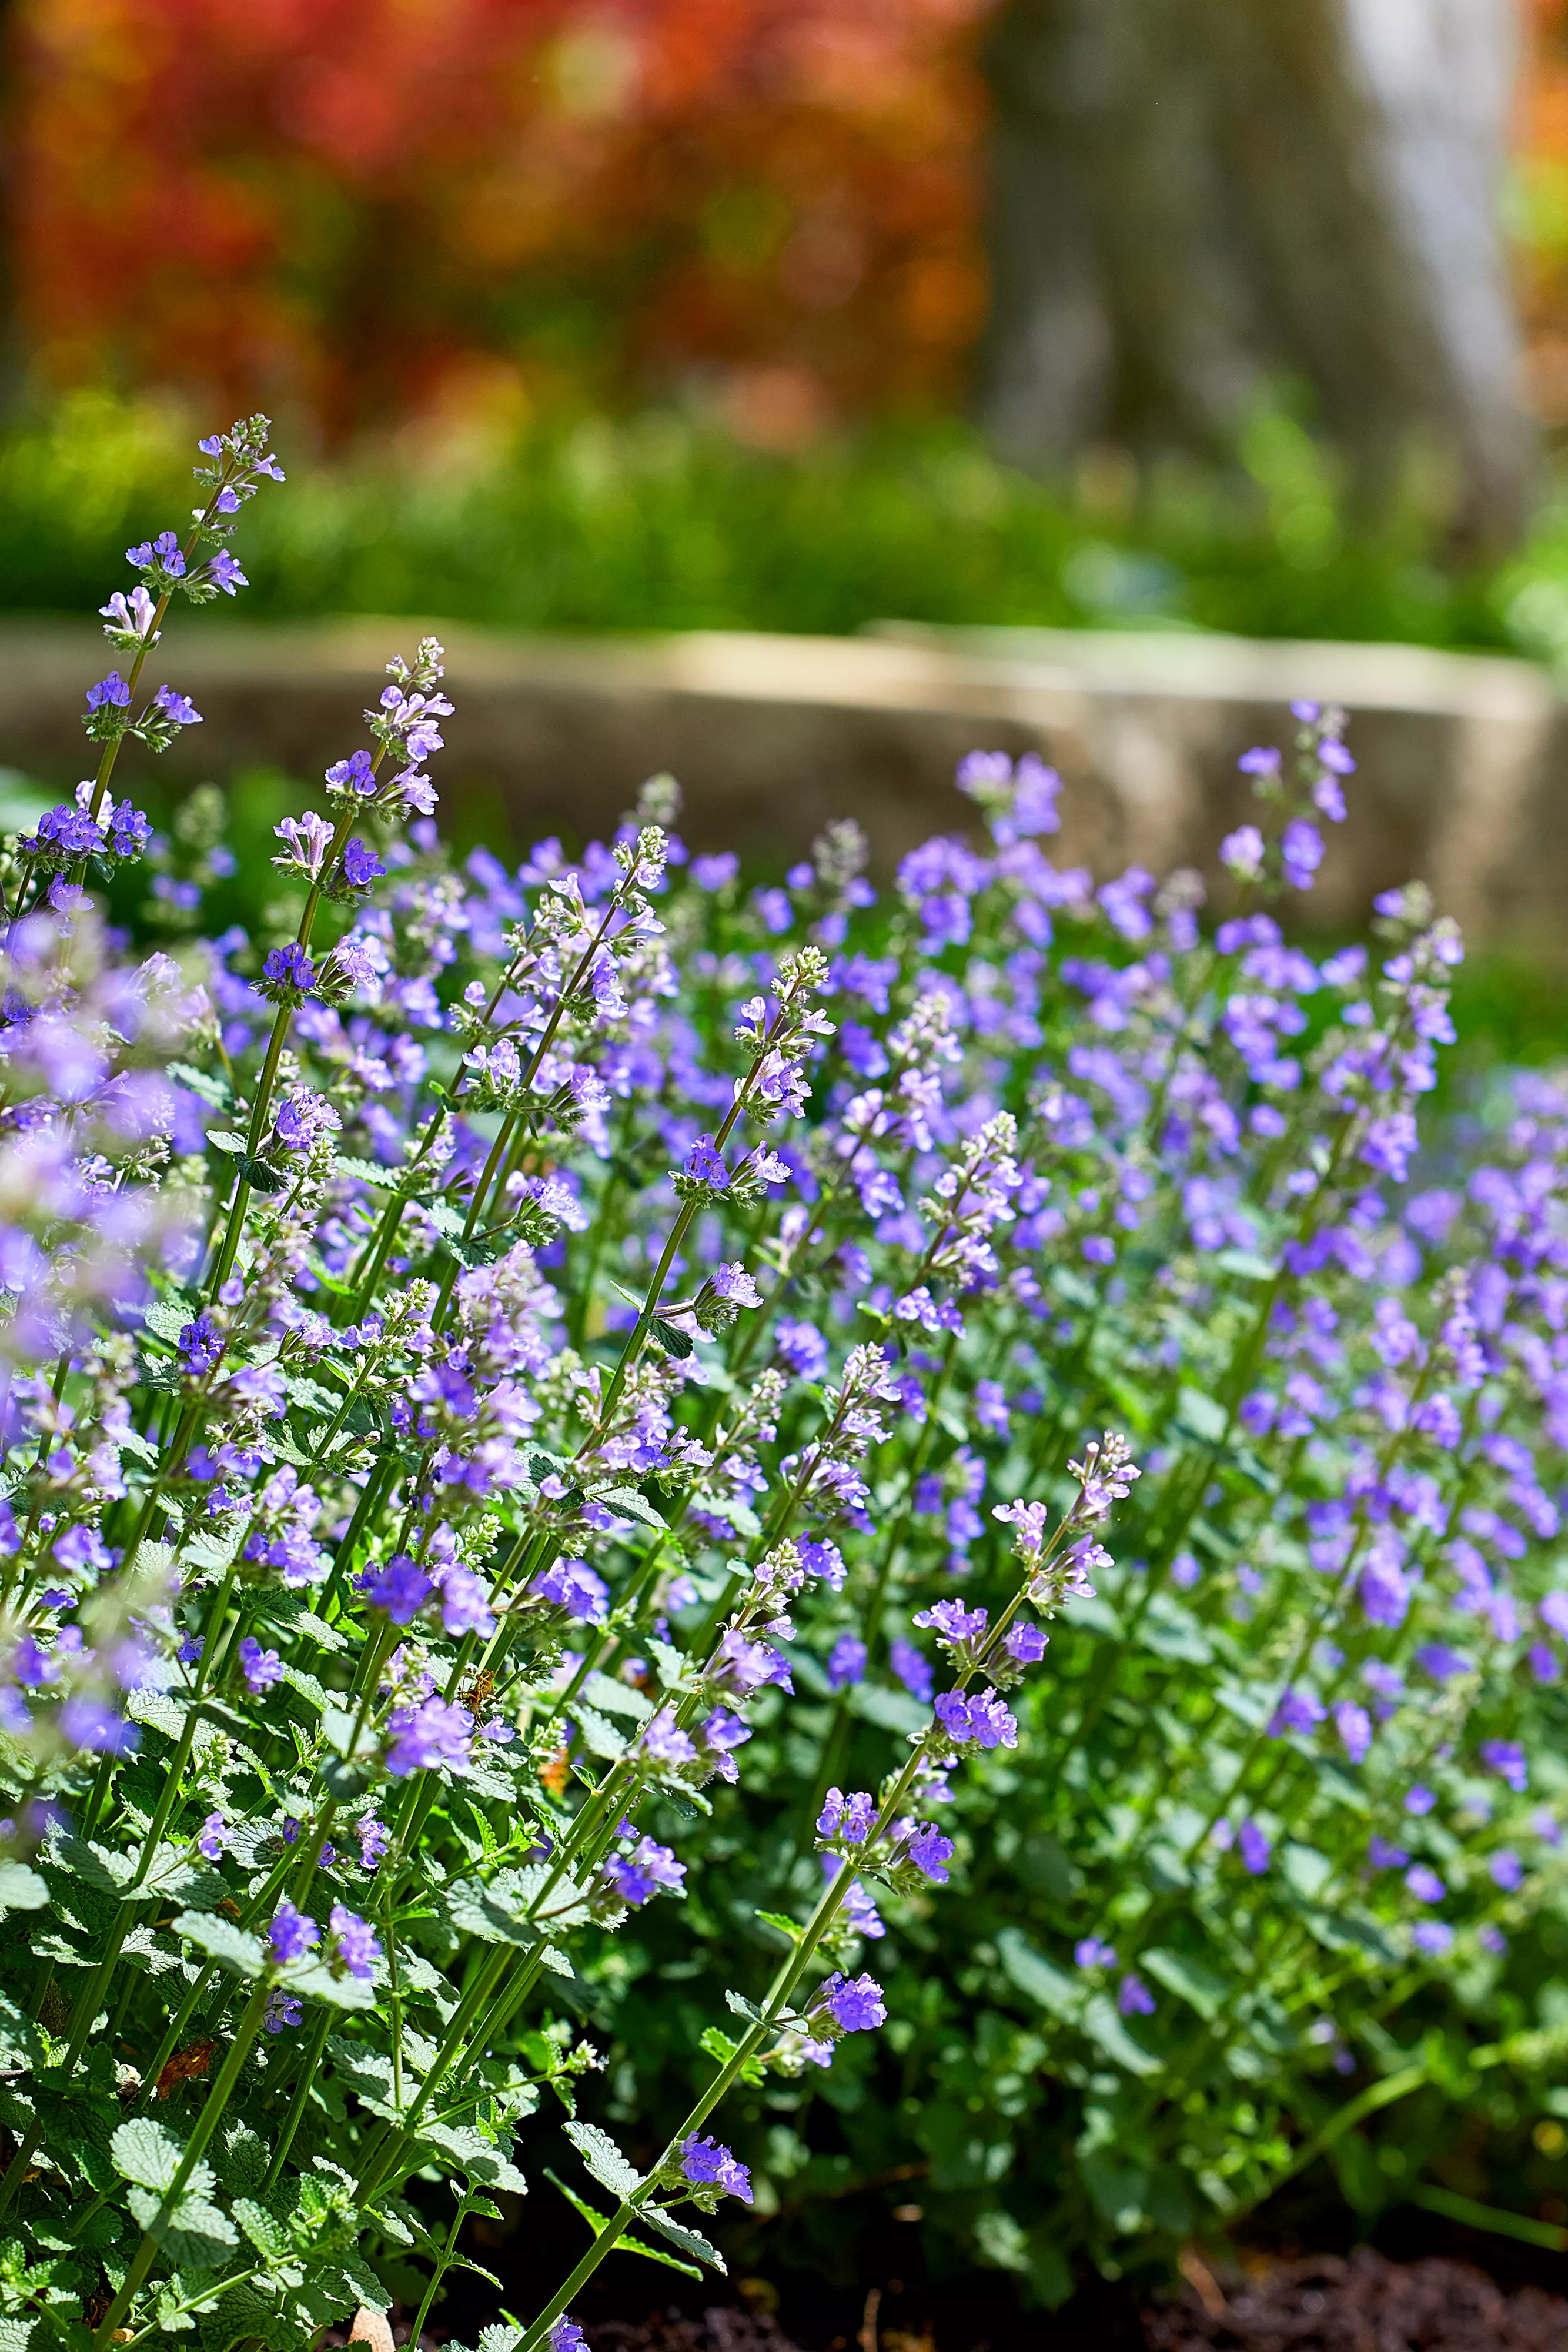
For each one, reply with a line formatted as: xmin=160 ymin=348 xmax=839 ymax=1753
xmin=1142 ymin=2248 xmax=1568 ymax=2351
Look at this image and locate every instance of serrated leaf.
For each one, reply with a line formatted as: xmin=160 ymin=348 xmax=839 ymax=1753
xmin=640 ymin=2204 xmax=726 ymax=2271
xmin=754 ymin=1909 xmax=802 ymax=1945
xmin=420 ymin=2121 xmax=527 ymax=2196
xmin=444 ymin=1877 xmax=539 ymax=1950
xmin=543 ymin=2169 xmax=701 ymax=2281
xmin=295 ymin=1610 xmax=347 ymax=1654
xmin=111 ymin=2116 xmax=208 ymax=2195
xmin=205 ymin=1130 xmax=250 ymax=1157
xmin=238 ymin=1155 xmax=289 ymax=1194
xmin=127 ymin=2184 xmax=238 ymax=2267
xmin=0 ymin=1863 xmax=47 ymax=1914
xmin=333 ymin=1152 xmax=412 ymax=1190
xmin=143 ymin=1298 xmax=199 ymax=1344
xmin=648 ymin=1320 xmax=694 ymax=1361
xmin=282 ymin=1962 xmax=376 ymax=2010
xmin=569 ymin=1702 xmax=627 ymax=1762
xmin=724 ymin=1989 xmax=767 ymax=2026
xmin=280 ymin=1662 xmax=327 ymax=1715
xmin=46 ymin=1834 xmax=128 ymax=1894
xmin=594 ymin=1485 xmax=667 ymax=1533
xmin=133 ymin=1848 xmax=226 ymax=1906
xmin=581 ymin=1672 xmax=653 ymax=1724
xmin=564 ymin=2119 xmax=642 ymax=2200
xmin=169 ymin=1061 xmax=232 ymax=1110
xmin=170 ymin=1910 xmax=266 ymax=1980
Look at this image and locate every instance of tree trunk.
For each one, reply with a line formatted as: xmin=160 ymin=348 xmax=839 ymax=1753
xmin=977 ymin=0 xmax=1532 ymax=549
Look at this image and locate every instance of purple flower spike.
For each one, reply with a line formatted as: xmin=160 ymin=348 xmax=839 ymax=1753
xmin=680 ymin=2133 xmax=753 ymax=2204
xmin=269 ymin=1899 xmax=317 ymax=1966
xmin=328 ymin=1903 xmax=382 ymax=1980
xmin=818 ymin=1970 xmax=887 ymax=2032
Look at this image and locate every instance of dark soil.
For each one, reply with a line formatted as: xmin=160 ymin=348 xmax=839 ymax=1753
xmin=323 ymin=2250 xmax=1568 ymax=2350
xmin=1144 ymin=2249 xmax=1568 ymax=2350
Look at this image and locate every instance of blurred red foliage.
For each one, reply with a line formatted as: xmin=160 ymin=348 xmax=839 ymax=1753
xmin=1518 ymin=0 xmax=1568 ymax=425
xmin=11 ymin=0 xmax=991 ymax=442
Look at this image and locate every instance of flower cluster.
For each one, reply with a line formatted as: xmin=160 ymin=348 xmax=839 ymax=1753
xmin=1 ymin=429 xmax=1565 ymax=2351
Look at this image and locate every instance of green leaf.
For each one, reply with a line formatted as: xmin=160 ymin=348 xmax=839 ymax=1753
xmin=169 ymin=1061 xmax=232 ymax=1110
xmin=1144 ymin=1947 xmax=1227 ymax=2022
xmin=594 ymin=1485 xmax=667 ymax=1532
xmin=238 ymin=1155 xmax=289 ymax=1194
xmin=333 ymin=1153 xmax=413 ymax=1190
xmin=170 ymin=1911 xmax=266 ymax=1980
xmin=205 ymin=1130 xmax=250 ymax=1157
xmin=580 ymin=1672 xmax=653 ymax=1725
xmin=46 ymin=1835 xmax=127 ymax=1895
xmin=0 ymin=1864 xmax=46 ymax=1915
xmin=143 ymin=1298 xmax=198 ymax=1345
xmin=543 ymin=2169 xmax=702 ymax=2280
xmin=1174 ymin=1386 xmax=1229 ymax=1445
xmin=420 ymin=2121 xmax=527 ymax=2196
xmin=1081 ymin=1993 xmax=1162 ymax=2077
xmin=1214 ymin=1247 xmax=1277 ymax=1281
xmin=444 ymin=1878 xmax=539 ymax=1950
xmin=568 ymin=1702 xmax=626 ymax=1762
xmin=639 ymin=2204 xmax=726 ymax=2272
xmin=848 ymin=1683 xmax=930 ymax=1735
xmin=648 ymin=1320 xmax=694 ymax=1360
xmin=281 ymin=1963 xmax=377 ymax=2011
xmin=126 ymin=2186 xmax=238 ymax=2268
xmin=564 ymin=2119 xmax=643 ymax=2200
xmin=111 ymin=2117 xmax=209 ymax=2197
xmin=133 ymin=1849 xmax=226 ymax=1907
xmin=996 ymin=1929 xmax=1081 ymax=2022
xmin=754 ymin=1910 xmax=803 ymax=1945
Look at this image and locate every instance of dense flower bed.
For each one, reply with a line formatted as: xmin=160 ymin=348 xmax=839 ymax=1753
xmin=0 ymin=423 xmax=1564 ymax=2350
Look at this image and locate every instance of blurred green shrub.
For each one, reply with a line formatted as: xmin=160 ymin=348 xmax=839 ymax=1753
xmin=0 ymin=390 xmax=1518 ymax=647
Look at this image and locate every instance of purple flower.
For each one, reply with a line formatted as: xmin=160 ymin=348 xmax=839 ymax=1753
xmin=606 ymin=1836 xmax=687 ymax=1907
xmin=262 ymin=943 xmax=317 ymax=993
xmin=1480 ymin=1740 xmax=1528 ymax=1793
xmin=914 ymin=1600 xmax=988 ymax=1648
xmin=889 ymin=1637 xmax=933 ymax=1701
xmin=1412 ymin=1921 xmax=1454 ymax=1958
xmin=385 ymin=1696 xmax=473 ymax=1778
xmin=197 ymin=1811 xmax=228 ymax=1860
xmin=684 ymin=1134 xmax=730 ymax=1188
xmin=1005 ymin=1620 xmax=1049 ymax=1665
xmin=85 ymin=671 xmax=132 ymax=711
xmin=827 ymin=1635 xmax=867 ymax=1690
xmin=264 ymin=1989 xmax=303 ymax=2034
xmin=533 ymin=1558 xmax=609 ymax=1625
xmin=153 ymin=684 xmax=202 ymax=729
xmin=357 ymin=1555 xmax=433 ymax=1626
xmin=437 ymin=1563 xmax=496 ymax=1639
xmin=274 ymin=1089 xmax=342 ymax=1152
xmin=1117 ymin=1973 xmax=1155 ymax=2017
xmin=818 ymin=1788 xmax=877 ymax=1842
xmin=342 ymin=837 xmax=386 ymax=887
xmin=357 ymin=1814 xmax=390 ymax=1869
xmin=680 ymin=2133 xmax=752 ymax=2204
xmin=817 ymin=1970 xmax=886 ymax=2032
xmin=328 ymin=1903 xmax=382 ymax=1980
xmin=1369 ymin=1836 xmax=1409 ymax=1870
xmin=1075 ymin=1937 xmax=1118 ymax=1969
xmin=1281 ymin=818 xmax=1323 ymax=888
xmin=904 ymin=1823 xmax=955 ymax=1883
xmin=177 ymin=1313 xmax=223 ymax=1375
xmin=1221 ymin=824 xmax=1265 ymax=880
xmin=550 ymin=2325 xmax=589 ymax=2352
xmin=269 ymin=1899 xmax=317 ymax=1965
xmin=1405 ymin=1865 xmax=1446 ymax=1905
xmin=239 ymin=1638 xmax=283 ymax=1696
xmin=1489 ymin=1849 xmax=1524 ymax=1892
xmin=1334 ymin=1702 xmax=1372 ymax=1764
xmin=775 ymin=1318 xmax=828 ymax=1380
xmin=1269 ymin=1688 xmax=1326 ymax=1738
xmin=690 ymin=852 xmax=738 ymax=890
xmin=127 ymin=530 xmax=185 ymax=575
xmin=710 ymin=1261 xmax=761 ymax=1308
xmin=1404 ymin=1786 xmax=1436 ymax=1816
xmin=1239 ymin=1821 xmax=1272 ymax=1876
xmin=326 ymin=749 xmax=377 ymax=795
xmin=933 ymin=1688 xmax=1017 ymax=1750
xmin=641 ymin=1708 xmax=697 ymax=1768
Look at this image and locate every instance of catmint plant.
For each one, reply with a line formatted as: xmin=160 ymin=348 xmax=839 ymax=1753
xmin=0 ymin=425 xmax=1562 ymax=2352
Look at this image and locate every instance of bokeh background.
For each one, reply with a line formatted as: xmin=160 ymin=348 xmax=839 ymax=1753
xmin=3 ymin=0 xmax=1568 ymax=1087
